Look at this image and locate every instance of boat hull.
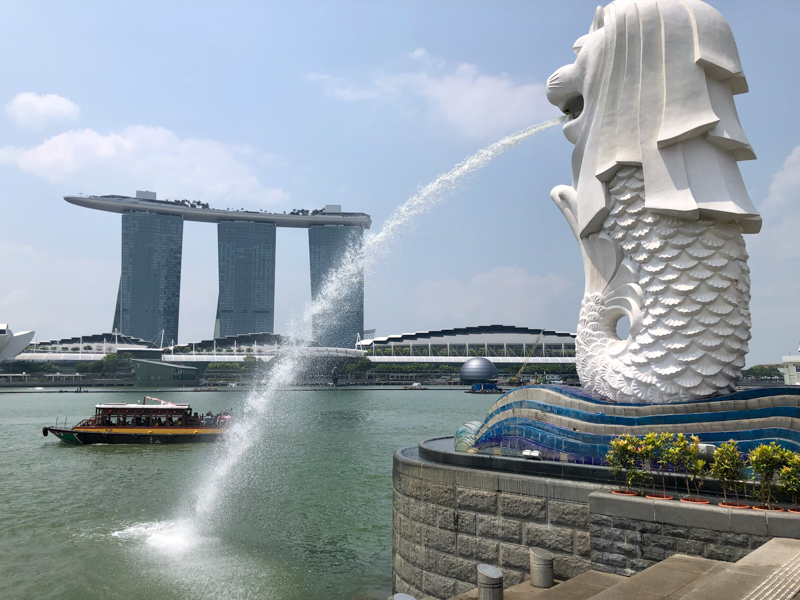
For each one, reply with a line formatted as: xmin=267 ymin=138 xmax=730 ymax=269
xmin=45 ymin=427 xmax=225 ymax=445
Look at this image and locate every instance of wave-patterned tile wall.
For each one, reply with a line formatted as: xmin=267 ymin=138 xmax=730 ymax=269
xmin=456 ymin=386 xmax=800 ymax=464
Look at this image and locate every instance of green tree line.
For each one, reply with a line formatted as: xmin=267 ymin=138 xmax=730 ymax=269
xmin=742 ymin=365 xmax=782 ymax=379
xmin=75 ymin=353 xmax=135 ymax=374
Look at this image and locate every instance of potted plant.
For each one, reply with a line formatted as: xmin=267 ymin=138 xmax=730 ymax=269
xmin=710 ymin=440 xmax=749 ymax=508
xmin=642 ymin=432 xmax=674 ymax=500
xmin=749 ymin=442 xmax=789 ymax=510
xmin=606 ymin=434 xmax=644 ymax=495
xmin=669 ymin=434 xmax=709 ymax=503
xmin=779 ymin=452 xmax=800 ymax=514
xmin=668 ymin=433 xmax=690 ymax=499
xmin=673 ymin=433 xmax=708 ymax=504
xmin=688 ymin=454 xmax=709 ymax=503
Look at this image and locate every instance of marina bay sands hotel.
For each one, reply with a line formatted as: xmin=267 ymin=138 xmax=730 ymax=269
xmin=65 ymin=192 xmax=371 ymax=348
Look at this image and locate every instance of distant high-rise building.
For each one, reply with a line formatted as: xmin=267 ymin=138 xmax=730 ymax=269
xmin=113 ymin=211 xmax=183 ymax=345
xmin=67 ymin=193 xmax=370 ymax=347
xmin=308 ymin=225 xmax=364 ymax=348
xmin=214 ymin=220 xmax=277 ymax=338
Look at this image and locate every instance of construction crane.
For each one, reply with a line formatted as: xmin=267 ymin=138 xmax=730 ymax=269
xmin=509 ymin=330 xmax=545 ymax=387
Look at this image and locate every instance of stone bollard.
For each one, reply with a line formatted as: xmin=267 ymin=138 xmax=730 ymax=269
xmin=477 ymin=563 xmax=504 ymax=600
xmin=529 ymin=546 xmax=554 ymax=588
xmin=390 ymin=594 xmax=417 ymax=600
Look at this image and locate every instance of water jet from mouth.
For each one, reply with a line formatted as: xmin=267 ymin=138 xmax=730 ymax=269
xmin=193 ymin=115 xmax=566 ymax=519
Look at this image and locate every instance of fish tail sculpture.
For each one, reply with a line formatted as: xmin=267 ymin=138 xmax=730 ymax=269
xmin=546 ymin=0 xmax=762 ymax=404
xmin=554 ymin=166 xmax=751 ymax=403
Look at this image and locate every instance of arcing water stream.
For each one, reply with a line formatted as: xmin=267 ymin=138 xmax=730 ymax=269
xmin=118 ymin=116 xmax=564 ymax=592
xmin=194 ymin=115 xmax=564 ymax=517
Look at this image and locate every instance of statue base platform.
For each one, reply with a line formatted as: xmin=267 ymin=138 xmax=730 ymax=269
xmin=455 ymin=385 xmax=800 ymax=464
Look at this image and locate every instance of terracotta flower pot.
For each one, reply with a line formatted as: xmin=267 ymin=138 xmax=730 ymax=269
xmin=611 ymin=489 xmax=639 ymax=496
xmin=752 ymin=505 xmax=784 ymax=511
xmin=646 ymin=494 xmax=674 ymax=500
xmin=788 ymin=508 xmax=800 ymax=514
xmin=680 ymin=497 xmax=710 ymax=504
xmin=719 ymin=502 xmax=750 ymax=509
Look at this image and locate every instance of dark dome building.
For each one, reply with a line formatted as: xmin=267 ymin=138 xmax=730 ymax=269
xmin=460 ymin=357 xmax=499 ymax=383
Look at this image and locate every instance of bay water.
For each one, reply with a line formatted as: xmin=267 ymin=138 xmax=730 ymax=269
xmin=0 ymin=387 xmax=494 ymax=600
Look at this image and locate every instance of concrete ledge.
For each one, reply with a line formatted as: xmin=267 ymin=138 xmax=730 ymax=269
xmin=417 ymin=437 xmax=733 ymax=497
xmin=396 ymin=446 xmax=608 ymax=503
xmin=419 ymin=438 xmax=618 ymax=484
xmin=588 ymin=492 xmax=775 ymax=536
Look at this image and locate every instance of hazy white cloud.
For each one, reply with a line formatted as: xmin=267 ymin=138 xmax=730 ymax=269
xmin=753 ymin=145 xmax=800 ymax=258
xmin=307 ymin=54 xmax=555 ymax=139
xmin=305 ymin=72 xmax=381 ymax=101
xmin=746 ymin=144 xmax=800 ymax=363
xmin=377 ymin=65 xmax=552 ymax=139
xmin=0 ymin=125 xmax=288 ymax=207
xmin=411 ymin=266 xmax=573 ymax=326
xmin=6 ymin=92 xmax=80 ymax=129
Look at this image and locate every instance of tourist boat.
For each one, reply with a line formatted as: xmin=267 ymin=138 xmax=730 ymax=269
xmin=42 ymin=397 xmax=230 ymax=444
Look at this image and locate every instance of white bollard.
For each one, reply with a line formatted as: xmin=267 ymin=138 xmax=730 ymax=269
xmin=477 ymin=563 xmax=504 ymax=600
xmin=529 ymin=546 xmax=555 ymax=588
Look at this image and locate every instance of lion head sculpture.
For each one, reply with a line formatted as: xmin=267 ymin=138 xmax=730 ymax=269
xmin=546 ymin=0 xmax=761 ymax=238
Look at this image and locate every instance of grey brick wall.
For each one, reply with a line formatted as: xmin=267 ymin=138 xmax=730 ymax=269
xmin=587 ymin=491 xmax=800 ymax=576
xmin=589 ymin=513 xmax=769 ymax=576
xmin=393 ymin=450 xmax=601 ymax=599
xmin=393 ymin=447 xmax=800 ymax=599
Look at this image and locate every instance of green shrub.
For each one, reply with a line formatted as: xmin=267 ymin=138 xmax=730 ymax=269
xmin=606 ymin=432 xmax=800 ymax=507
xmin=750 ymin=442 xmax=790 ymax=508
xmin=668 ymin=434 xmax=706 ymax=499
xmin=606 ymin=434 xmax=645 ymax=493
xmin=641 ymin=432 xmax=673 ymax=497
xmin=710 ymin=440 xmax=747 ymax=505
xmin=779 ymin=453 xmax=800 ymax=509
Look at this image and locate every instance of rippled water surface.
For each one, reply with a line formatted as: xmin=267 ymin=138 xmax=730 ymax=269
xmin=0 ymin=387 xmax=494 ymax=600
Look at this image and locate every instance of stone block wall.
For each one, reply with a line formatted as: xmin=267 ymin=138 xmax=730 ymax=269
xmin=393 ymin=447 xmax=602 ymax=600
xmin=589 ymin=513 xmax=769 ymax=575
xmin=394 ymin=445 xmax=800 ymax=600
xmin=587 ymin=491 xmax=800 ymax=576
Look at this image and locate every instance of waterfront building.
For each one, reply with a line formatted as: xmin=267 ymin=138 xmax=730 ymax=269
xmin=308 ymin=221 xmax=364 ymax=348
xmin=782 ymin=355 xmax=800 ymax=386
xmin=0 ymin=324 xmax=35 ymax=362
xmin=215 ymin=221 xmax=276 ymax=338
xmin=65 ymin=194 xmax=371 ymax=346
xmin=131 ymin=359 xmax=199 ymax=387
xmin=112 ymin=210 xmax=183 ymax=345
xmin=356 ymin=325 xmax=576 ymax=366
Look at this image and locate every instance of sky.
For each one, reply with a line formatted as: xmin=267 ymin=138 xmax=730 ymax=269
xmin=1 ymin=0 xmax=798 ymax=366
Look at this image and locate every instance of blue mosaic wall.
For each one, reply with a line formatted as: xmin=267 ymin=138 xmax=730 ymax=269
xmin=467 ymin=385 xmax=800 ymax=464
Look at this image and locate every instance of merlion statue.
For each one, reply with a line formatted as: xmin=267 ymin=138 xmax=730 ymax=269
xmin=546 ymin=0 xmax=760 ymax=403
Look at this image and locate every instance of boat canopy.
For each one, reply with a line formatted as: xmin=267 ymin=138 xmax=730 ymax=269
xmin=94 ymin=403 xmax=192 ymax=415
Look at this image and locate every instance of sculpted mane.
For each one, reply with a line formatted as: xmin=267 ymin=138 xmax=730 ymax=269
xmin=547 ymin=0 xmax=761 ymax=238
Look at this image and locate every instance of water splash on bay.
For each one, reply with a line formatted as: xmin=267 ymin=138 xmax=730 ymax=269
xmin=194 ymin=116 xmax=564 ymax=517
xmin=112 ymin=520 xmax=208 ymax=556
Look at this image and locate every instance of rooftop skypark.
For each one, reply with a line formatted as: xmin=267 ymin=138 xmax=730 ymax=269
xmin=66 ymin=191 xmax=370 ymax=346
xmin=64 ymin=193 xmax=372 ymax=229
